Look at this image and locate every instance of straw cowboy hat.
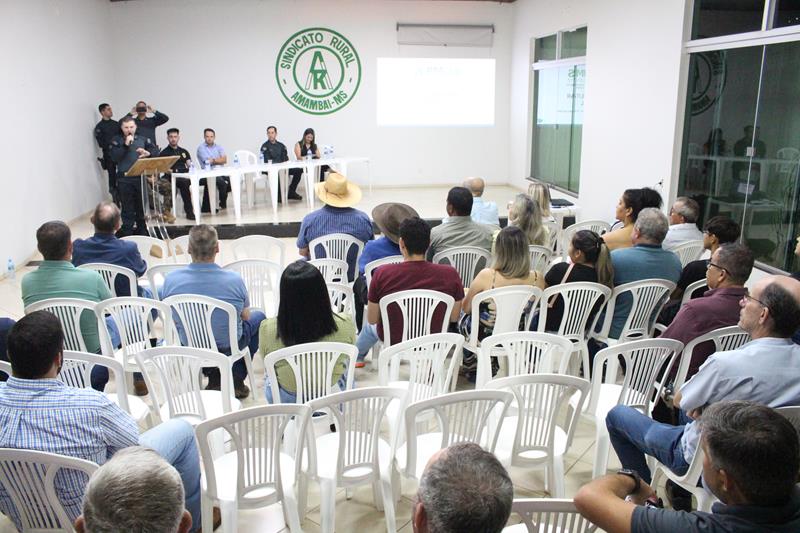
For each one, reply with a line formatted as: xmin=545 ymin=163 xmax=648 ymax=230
xmin=315 ymin=172 xmax=362 ymax=207
xmin=371 ymin=203 xmax=419 ymax=243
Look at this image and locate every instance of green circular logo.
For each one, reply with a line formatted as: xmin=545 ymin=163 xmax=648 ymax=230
xmin=276 ymin=28 xmax=362 ymax=115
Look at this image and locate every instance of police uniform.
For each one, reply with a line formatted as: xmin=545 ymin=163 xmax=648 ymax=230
xmin=259 ymin=139 xmax=291 ymax=199
xmin=159 ymin=145 xmax=194 ymax=219
xmin=109 ymin=134 xmax=159 ymax=236
xmin=94 ymin=118 xmax=120 ymax=194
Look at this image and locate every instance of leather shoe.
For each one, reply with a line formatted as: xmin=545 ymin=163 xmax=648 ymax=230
xmin=133 ymin=380 xmax=148 ymax=396
xmin=234 ymin=381 xmax=250 ymax=399
xmin=205 ymin=379 xmax=221 ymax=392
xmin=288 ymin=192 xmax=303 ymax=201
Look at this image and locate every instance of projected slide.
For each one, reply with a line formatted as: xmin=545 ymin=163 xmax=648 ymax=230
xmin=377 ymin=58 xmax=495 ymax=126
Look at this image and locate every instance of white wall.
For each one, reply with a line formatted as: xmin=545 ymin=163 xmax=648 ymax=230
xmin=107 ymin=0 xmax=513 ymax=189
xmin=508 ymin=0 xmax=687 ymax=222
xmin=0 ymin=0 xmax=113 ymax=266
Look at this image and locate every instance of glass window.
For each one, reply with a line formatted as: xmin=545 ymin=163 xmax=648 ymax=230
xmin=775 ymin=0 xmax=800 ymax=28
xmin=531 ymin=64 xmax=584 ymax=193
xmin=561 ymin=27 xmax=588 ymax=58
xmin=691 ymin=0 xmax=765 ymax=40
xmin=536 ymin=34 xmax=557 ymax=60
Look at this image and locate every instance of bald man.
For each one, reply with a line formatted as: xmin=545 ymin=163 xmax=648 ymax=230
xmin=606 ymin=274 xmax=800 ymax=487
xmin=463 ymin=177 xmax=499 ymax=226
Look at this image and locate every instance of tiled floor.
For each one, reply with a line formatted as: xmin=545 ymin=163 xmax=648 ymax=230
xmin=0 ymin=184 xmax=613 ymax=533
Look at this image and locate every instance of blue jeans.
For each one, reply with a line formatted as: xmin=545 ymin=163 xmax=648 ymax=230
xmin=606 ymin=405 xmax=690 ymax=484
xmin=90 ymin=316 xmax=123 ymax=391
xmin=355 ymin=323 xmax=380 ymax=361
xmin=218 ymin=311 xmax=266 ymax=382
xmin=265 ymin=373 xmax=349 ymax=404
xmin=139 ymin=419 xmax=201 ymax=530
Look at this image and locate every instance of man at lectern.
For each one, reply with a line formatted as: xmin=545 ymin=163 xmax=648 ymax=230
xmin=109 ymin=116 xmax=158 ymax=237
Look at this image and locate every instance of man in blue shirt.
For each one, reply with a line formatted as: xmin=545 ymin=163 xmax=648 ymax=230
xmin=297 ymin=172 xmax=374 ymax=282
xmin=464 ymin=177 xmax=500 ymax=226
xmin=161 ymin=225 xmax=264 ymax=399
xmin=196 ymin=128 xmax=230 ymax=213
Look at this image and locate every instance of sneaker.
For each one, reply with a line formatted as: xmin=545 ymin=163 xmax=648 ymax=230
xmin=355 ymin=361 xmax=366 ymax=368
xmin=288 ymin=192 xmax=303 ymax=201
xmin=234 ymin=381 xmax=250 ymax=399
xmin=162 ymin=211 xmax=176 ymax=224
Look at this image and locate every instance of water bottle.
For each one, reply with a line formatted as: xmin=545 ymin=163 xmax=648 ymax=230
xmin=6 ymin=258 xmax=14 ymax=281
xmin=258 ymin=152 xmax=264 ymax=165
xmin=329 ymin=145 xmax=334 ymax=158
xmin=306 ymin=148 xmax=313 ymax=161
xmin=206 ymin=158 xmax=212 ymax=170
xmin=189 ymin=160 xmax=195 ymax=173
xmin=234 ymin=153 xmax=240 ymax=167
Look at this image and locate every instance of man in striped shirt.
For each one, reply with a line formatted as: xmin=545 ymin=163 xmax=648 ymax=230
xmin=0 ymin=312 xmax=201 ymax=530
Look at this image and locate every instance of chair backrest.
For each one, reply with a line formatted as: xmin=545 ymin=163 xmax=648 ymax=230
xmin=234 ymin=149 xmax=258 ymax=167
xmin=231 ymin=235 xmax=287 ymax=267
xmin=379 ymin=289 xmax=455 ymax=348
xmin=0 ymin=360 xmax=10 ymax=379
xmin=309 ymin=258 xmax=349 ymax=284
xmin=402 ymin=389 xmax=514 ymax=478
xmin=777 ymin=146 xmax=800 ymax=162
xmin=673 ymin=325 xmax=750 ymax=390
xmin=543 ymin=221 xmax=560 ymax=253
xmin=121 ymin=236 xmax=171 ymax=265
xmin=135 ymin=346 xmax=235 ymax=422
xmin=170 ymin=235 xmax=191 ymax=263
xmin=223 ymin=259 xmax=281 ymax=317
xmin=60 ymin=350 xmax=133 ymax=414
xmin=589 ymin=338 xmax=683 ymax=414
xmin=432 ymin=246 xmax=492 ymax=287
xmin=326 ymin=282 xmax=356 ymax=321
xmin=536 ymin=282 xmax=611 ymax=342
xmin=668 ymin=240 xmax=705 ymax=268
xmin=681 ymin=279 xmax=708 ymax=306
xmin=0 ymin=449 xmax=98 ymax=532
xmin=561 ymin=220 xmax=611 ymax=259
xmin=378 ymin=333 xmax=464 ymax=403
xmin=777 ymin=406 xmax=800 ymax=448
xmin=528 ymin=245 xmax=552 ymax=273
xmin=163 ymin=294 xmax=239 ymax=353
xmin=195 ymin=404 xmax=311 ymax=508
xmin=95 ymin=297 xmax=173 ymax=366
xmin=24 ymin=298 xmax=100 ymax=352
xmin=309 ymin=232 xmax=364 ymax=270
xmin=307 ymin=387 xmax=405 ymax=483
xmin=505 ymin=499 xmax=598 ymax=533
xmin=364 ymin=255 xmax=404 ymax=289
xmin=145 ymin=263 xmax=190 ymax=300
xmin=478 ymin=332 xmax=575 ymax=387
xmin=263 ymin=342 xmax=358 ymax=404
xmin=597 ymin=279 xmax=676 ymax=342
xmin=78 ymin=263 xmax=137 ymax=298
xmin=487 ymin=374 xmax=591 ymax=464
xmin=466 ymin=286 xmax=542 ymax=348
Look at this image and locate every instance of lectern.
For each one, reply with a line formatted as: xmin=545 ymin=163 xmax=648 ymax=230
xmin=126 ymin=156 xmax=179 ymax=240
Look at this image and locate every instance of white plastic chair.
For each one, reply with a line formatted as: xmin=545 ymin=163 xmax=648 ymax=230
xmin=528 ymin=245 xmax=553 ymax=273
xmin=224 ymin=259 xmax=281 ymax=317
xmin=585 ymin=338 xmax=683 ymax=478
xmin=231 ymin=235 xmax=287 ymax=267
xmin=489 ymin=374 xmax=590 ymax=497
xmin=668 ymin=239 xmax=705 ymax=268
xmin=144 ymin=262 xmax=189 ymax=300
xmin=263 ymin=342 xmax=357 ymax=405
xmin=326 ymin=282 xmax=356 ymax=322
xmin=503 ymin=499 xmax=598 ymax=533
xmin=303 ymin=387 xmax=406 ymax=533
xmin=651 ymin=442 xmax=715 ymax=512
xmin=162 ymin=294 xmax=257 ymax=399
xmin=60 ymin=350 xmax=151 ymax=424
xmin=672 ymin=325 xmax=750 ymax=392
xmin=364 ymin=255 xmax=404 ymax=289
xmin=395 ymin=389 xmax=514 ymax=481
xmin=0 ymin=360 xmax=10 ymax=378
xmin=121 ymin=235 xmax=171 ymax=264
xmin=170 ymin=234 xmax=191 ymax=263
xmin=309 ymin=258 xmax=349 ymax=284
xmin=0 ymin=448 xmax=99 ymax=532
xmin=534 ymin=282 xmax=612 ymax=376
xmin=476 ymin=332 xmax=575 ymax=388
xmin=560 ymin=220 xmax=612 ymax=260
xmin=309 ymin=233 xmax=365 ymax=282
xmin=432 ymin=246 xmax=492 ymax=287
xmin=234 ymin=149 xmax=267 ymax=208
xmin=543 ymin=221 xmax=561 ymax=253
xmin=25 ymin=298 xmax=100 ymax=353
xmin=591 ymin=279 xmax=676 ymax=346
xmin=78 ymin=263 xmax=138 ymax=297
xmin=195 ymin=404 xmax=311 ymax=533
xmin=135 ymin=346 xmax=240 ymax=425
xmin=681 ymin=278 xmax=708 ymax=306
xmin=379 ymin=289 xmax=455 ymax=350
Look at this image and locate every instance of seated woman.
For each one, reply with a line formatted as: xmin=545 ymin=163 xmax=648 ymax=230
xmin=259 ymin=260 xmax=356 ymax=404
xmin=527 ymin=182 xmax=554 ymax=223
xmin=602 ymin=187 xmax=662 ymax=250
xmin=542 ymin=229 xmax=613 ymax=332
xmin=460 ymin=226 xmax=545 ymax=380
xmin=288 ymin=128 xmax=329 ymax=201
xmin=506 ymin=193 xmax=548 ymax=246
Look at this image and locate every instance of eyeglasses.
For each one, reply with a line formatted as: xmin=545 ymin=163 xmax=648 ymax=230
xmin=741 ymin=293 xmax=770 ymax=311
xmin=706 ymin=262 xmax=728 ymax=274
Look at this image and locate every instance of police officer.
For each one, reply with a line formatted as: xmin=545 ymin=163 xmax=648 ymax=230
xmin=109 ymin=116 xmax=158 ymax=236
xmin=159 ymin=128 xmax=195 ymax=220
xmin=94 ymin=103 xmax=120 ymax=201
xmin=259 ymin=125 xmax=292 ymax=202
xmin=125 ymin=101 xmax=168 ymax=150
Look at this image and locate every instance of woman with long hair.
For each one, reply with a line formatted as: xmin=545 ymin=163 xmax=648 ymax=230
xmin=287 ymin=127 xmax=325 ymax=201
xmin=527 ymin=182 xmax=553 ymax=221
xmin=259 ymin=260 xmax=356 ymax=403
xmin=602 ymin=187 xmax=662 ymax=250
xmin=507 ymin=193 xmax=548 ymax=246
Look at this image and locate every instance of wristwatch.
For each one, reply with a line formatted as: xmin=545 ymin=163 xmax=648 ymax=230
xmin=616 ymin=468 xmax=642 ymax=494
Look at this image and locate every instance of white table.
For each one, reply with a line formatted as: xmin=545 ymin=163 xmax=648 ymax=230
xmin=172 ymin=156 xmax=371 ymax=223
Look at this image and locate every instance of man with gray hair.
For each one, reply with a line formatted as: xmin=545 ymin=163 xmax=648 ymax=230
xmin=413 ymin=442 xmax=513 ymax=533
xmin=463 ymin=177 xmax=499 ymax=226
xmin=663 ymin=196 xmax=703 ymax=249
xmin=75 ymin=447 xmax=192 ymax=533
xmin=161 ymin=224 xmax=265 ymax=399
xmin=606 ymin=207 xmax=682 ymax=339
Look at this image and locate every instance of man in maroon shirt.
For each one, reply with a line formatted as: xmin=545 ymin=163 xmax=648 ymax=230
xmin=355 ymin=217 xmax=464 ymax=367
